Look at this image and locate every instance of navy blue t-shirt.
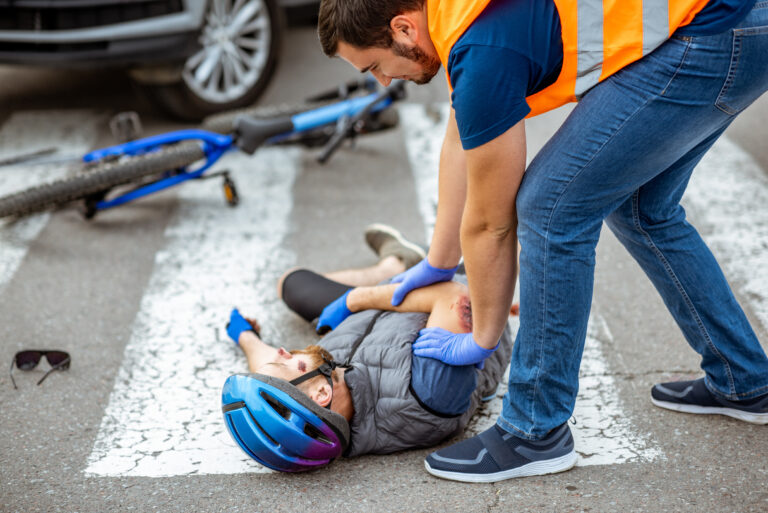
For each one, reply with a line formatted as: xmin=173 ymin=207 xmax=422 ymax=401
xmin=448 ymin=0 xmax=756 ymax=150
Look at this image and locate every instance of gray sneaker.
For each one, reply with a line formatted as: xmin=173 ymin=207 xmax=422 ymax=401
xmin=364 ymin=223 xmax=426 ymax=270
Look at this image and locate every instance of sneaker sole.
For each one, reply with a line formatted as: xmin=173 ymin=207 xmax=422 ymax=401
xmin=364 ymin=223 xmax=426 ymax=260
xmin=424 ymin=450 xmax=577 ymax=483
xmin=651 ymin=397 xmax=768 ymax=425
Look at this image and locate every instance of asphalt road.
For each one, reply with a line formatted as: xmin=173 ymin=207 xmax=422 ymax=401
xmin=1 ymin=21 xmax=767 ymax=513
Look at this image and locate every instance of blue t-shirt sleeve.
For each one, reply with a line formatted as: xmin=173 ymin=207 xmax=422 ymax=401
xmin=448 ymin=44 xmax=535 ymax=150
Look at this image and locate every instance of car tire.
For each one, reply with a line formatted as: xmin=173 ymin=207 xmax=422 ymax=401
xmin=139 ymin=0 xmax=283 ymax=121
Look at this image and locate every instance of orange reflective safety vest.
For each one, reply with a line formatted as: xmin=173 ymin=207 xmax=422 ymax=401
xmin=427 ymin=0 xmax=711 ymax=117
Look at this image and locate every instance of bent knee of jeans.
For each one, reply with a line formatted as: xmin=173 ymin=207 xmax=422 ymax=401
xmin=516 ymin=181 xmax=547 ymax=227
xmin=605 ymin=207 xmax=634 ymax=233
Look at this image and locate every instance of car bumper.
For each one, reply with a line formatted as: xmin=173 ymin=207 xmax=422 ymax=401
xmin=0 ymin=31 xmax=200 ymax=67
xmin=0 ymin=0 xmax=206 ymax=66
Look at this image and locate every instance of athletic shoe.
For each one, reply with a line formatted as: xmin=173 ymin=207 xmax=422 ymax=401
xmin=651 ymin=378 xmax=768 ymax=425
xmin=424 ymin=423 xmax=577 ymax=483
xmin=364 ymin=223 xmax=426 ymax=270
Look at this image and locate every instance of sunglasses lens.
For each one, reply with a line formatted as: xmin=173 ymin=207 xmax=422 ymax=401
xmin=46 ymin=351 xmax=70 ymax=368
xmin=15 ymin=351 xmax=42 ymax=370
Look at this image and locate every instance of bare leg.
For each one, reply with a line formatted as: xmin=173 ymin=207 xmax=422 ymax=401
xmin=323 ymin=255 xmax=405 ymax=286
xmin=276 ymin=256 xmax=405 ymax=300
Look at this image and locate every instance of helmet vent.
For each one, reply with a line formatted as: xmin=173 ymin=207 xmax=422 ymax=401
xmin=303 ymin=422 xmax=333 ymax=445
xmin=261 ymin=390 xmax=291 ymax=420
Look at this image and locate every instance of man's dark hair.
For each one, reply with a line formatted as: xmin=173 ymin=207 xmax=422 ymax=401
xmin=318 ymin=0 xmax=425 ymax=56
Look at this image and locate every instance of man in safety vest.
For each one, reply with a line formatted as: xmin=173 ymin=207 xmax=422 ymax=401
xmin=317 ymin=0 xmax=768 ymax=482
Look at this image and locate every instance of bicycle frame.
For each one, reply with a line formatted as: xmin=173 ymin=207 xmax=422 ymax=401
xmin=82 ymin=80 xmax=405 ymax=213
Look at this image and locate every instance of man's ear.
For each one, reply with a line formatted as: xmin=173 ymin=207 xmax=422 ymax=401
xmin=390 ymin=13 xmax=419 ymax=45
xmin=311 ymin=382 xmax=333 ymax=408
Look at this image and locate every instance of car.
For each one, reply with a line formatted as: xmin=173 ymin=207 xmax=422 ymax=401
xmin=0 ymin=0 xmax=315 ymax=120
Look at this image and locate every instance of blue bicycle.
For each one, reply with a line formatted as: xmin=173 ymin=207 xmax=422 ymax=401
xmin=0 ymin=79 xmax=405 ymax=219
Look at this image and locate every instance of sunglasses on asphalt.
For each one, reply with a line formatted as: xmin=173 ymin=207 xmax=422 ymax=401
xmin=10 ymin=350 xmax=71 ymax=389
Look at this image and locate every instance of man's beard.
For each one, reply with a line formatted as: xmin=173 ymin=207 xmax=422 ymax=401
xmin=391 ymin=41 xmax=441 ymax=85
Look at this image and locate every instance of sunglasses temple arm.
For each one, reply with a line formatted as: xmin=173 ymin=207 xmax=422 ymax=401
xmin=36 ymin=356 xmax=70 ymax=386
xmin=9 ymin=359 xmax=17 ymax=390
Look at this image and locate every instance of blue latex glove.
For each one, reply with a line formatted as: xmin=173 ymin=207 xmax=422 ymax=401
xmin=412 ymin=328 xmax=498 ymax=368
xmin=226 ymin=308 xmax=258 ymax=345
xmin=390 ymin=258 xmax=457 ymax=306
xmin=317 ymin=290 xmax=352 ymax=334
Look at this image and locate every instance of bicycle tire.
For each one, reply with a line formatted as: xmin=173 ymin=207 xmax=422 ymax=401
xmin=0 ymin=141 xmax=205 ymax=219
xmin=202 ymin=102 xmax=323 ymax=134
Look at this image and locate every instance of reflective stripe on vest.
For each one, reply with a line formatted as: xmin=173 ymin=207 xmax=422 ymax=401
xmin=427 ymin=0 xmax=710 ymax=118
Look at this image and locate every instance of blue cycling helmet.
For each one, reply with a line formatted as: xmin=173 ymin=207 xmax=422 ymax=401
xmin=222 ymin=372 xmax=350 ymax=472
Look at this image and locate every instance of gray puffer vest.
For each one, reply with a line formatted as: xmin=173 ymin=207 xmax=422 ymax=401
xmin=319 ymin=306 xmax=513 ymax=457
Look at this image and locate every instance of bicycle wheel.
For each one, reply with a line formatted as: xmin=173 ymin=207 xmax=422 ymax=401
xmin=202 ymin=102 xmax=322 ymax=134
xmin=0 ymin=141 xmax=204 ymax=219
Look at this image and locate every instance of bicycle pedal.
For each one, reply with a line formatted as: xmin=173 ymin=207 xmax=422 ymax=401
xmin=222 ymin=174 xmax=239 ymax=207
xmin=109 ymin=111 xmax=143 ymax=143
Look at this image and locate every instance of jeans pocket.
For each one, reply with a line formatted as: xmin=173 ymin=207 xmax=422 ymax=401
xmin=715 ymin=25 xmax=768 ymax=115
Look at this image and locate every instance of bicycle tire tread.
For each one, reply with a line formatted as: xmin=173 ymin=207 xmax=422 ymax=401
xmin=202 ymin=101 xmax=333 ymax=134
xmin=0 ymin=142 xmax=204 ymax=218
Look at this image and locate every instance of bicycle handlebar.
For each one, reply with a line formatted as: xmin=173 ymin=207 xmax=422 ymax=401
xmin=317 ymin=80 xmax=406 ymax=164
xmin=233 ymin=80 xmax=407 ymax=160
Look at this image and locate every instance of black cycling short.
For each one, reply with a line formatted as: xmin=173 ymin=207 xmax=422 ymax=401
xmin=281 ymin=269 xmax=352 ymax=323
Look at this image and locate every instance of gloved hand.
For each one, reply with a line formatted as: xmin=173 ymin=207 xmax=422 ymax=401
xmin=412 ymin=328 xmax=498 ymax=368
xmin=316 ymin=290 xmax=352 ymax=334
xmin=226 ymin=308 xmax=258 ymax=345
xmin=390 ymin=258 xmax=457 ymax=306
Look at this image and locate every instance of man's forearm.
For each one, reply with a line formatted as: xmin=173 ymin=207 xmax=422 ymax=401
xmin=461 ymin=221 xmax=518 ymax=349
xmin=461 ymin=120 xmax=526 ymax=349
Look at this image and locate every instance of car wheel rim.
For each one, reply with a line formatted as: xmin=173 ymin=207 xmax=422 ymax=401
xmin=183 ymin=0 xmax=272 ymax=104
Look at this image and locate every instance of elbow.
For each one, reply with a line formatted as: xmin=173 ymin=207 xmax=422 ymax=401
xmin=461 ymin=217 xmax=517 ymax=242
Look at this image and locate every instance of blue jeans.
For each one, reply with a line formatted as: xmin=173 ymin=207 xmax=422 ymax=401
xmin=501 ymin=2 xmax=768 ymax=440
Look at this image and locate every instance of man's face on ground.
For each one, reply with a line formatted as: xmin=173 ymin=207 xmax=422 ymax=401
xmin=337 ymin=40 xmax=441 ymax=86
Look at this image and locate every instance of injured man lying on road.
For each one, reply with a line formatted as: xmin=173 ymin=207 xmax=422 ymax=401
xmin=221 ymin=224 xmax=513 ymax=472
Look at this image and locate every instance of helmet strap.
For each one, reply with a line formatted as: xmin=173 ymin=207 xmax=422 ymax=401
xmin=289 ymin=358 xmax=350 ymax=410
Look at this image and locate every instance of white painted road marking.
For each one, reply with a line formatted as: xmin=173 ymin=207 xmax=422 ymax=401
xmin=0 ymin=111 xmax=101 ymax=295
xmin=399 ymin=103 xmax=663 ymax=466
xmin=398 ymin=103 xmax=448 ymax=243
xmin=683 ymin=136 xmax=768 ymax=332
xmin=85 ymin=148 xmax=300 ymax=477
